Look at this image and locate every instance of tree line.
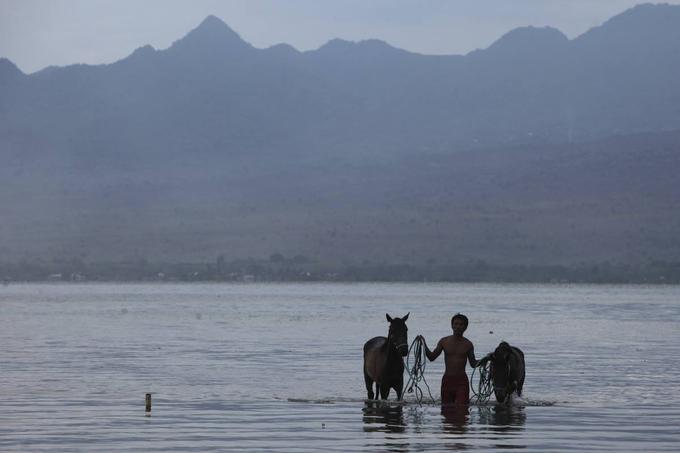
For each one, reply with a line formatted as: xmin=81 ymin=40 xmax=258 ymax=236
xmin=1 ymin=256 xmax=679 ymax=284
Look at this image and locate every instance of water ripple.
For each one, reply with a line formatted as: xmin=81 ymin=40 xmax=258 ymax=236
xmin=1 ymin=283 xmax=680 ymax=451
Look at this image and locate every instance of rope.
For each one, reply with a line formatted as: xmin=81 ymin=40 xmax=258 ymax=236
xmin=404 ymin=337 xmax=436 ymax=404
xmin=470 ymin=358 xmax=494 ymax=403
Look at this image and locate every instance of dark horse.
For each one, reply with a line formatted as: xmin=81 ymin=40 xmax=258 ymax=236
xmin=363 ymin=313 xmax=409 ymax=400
xmin=489 ymin=341 xmax=525 ymax=403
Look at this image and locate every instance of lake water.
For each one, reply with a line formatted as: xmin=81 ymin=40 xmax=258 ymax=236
xmin=1 ymin=283 xmax=679 ymax=452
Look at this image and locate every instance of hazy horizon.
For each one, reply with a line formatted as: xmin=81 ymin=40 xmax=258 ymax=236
xmin=3 ymin=0 xmax=680 ymax=73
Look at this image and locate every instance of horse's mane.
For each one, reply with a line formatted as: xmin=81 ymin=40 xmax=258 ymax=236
xmin=496 ymin=341 xmax=511 ymax=353
xmin=495 ymin=341 xmax=523 ymax=364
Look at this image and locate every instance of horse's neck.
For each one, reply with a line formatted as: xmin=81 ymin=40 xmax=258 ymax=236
xmin=383 ymin=335 xmax=401 ymax=364
xmin=383 ymin=334 xmax=397 ymax=355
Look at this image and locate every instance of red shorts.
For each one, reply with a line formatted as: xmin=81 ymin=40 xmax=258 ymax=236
xmin=441 ymin=374 xmax=470 ymax=405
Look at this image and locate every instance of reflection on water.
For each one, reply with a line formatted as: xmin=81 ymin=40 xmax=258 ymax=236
xmin=363 ymin=402 xmax=408 ymax=452
xmin=476 ymin=405 xmax=527 ymax=450
xmin=361 ymin=402 xmax=527 ymax=452
xmin=440 ymin=405 xmax=471 ymax=451
xmin=439 ymin=404 xmax=527 ymax=450
xmin=363 ymin=401 xmax=406 ymax=433
xmin=477 ymin=405 xmax=527 ymax=430
xmin=441 ymin=405 xmax=470 ymax=433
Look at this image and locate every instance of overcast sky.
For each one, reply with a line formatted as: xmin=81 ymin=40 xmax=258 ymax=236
xmin=1 ymin=0 xmax=677 ymax=73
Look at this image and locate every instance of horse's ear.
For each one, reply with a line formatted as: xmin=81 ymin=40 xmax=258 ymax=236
xmin=386 ymin=313 xmax=393 ymax=322
xmin=402 ymin=312 xmax=409 ymax=321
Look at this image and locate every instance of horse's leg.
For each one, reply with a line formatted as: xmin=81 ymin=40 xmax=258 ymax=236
xmin=380 ymin=384 xmax=390 ymax=400
xmin=517 ymin=372 xmax=525 ymax=397
xmin=364 ymin=371 xmax=375 ymax=400
xmin=394 ymin=378 xmax=404 ymax=401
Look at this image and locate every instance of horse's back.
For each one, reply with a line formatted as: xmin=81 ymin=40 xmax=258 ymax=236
xmin=510 ymin=346 xmax=525 ymax=372
xmin=364 ymin=336 xmax=387 ymax=354
xmin=363 ymin=336 xmax=387 ymax=381
xmin=511 ymin=346 xmax=524 ymax=360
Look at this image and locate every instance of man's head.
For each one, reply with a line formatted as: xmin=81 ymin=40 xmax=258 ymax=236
xmin=451 ymin=313 xmax=469 ymax=335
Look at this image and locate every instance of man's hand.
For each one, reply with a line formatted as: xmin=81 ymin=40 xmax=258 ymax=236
xmin=479 ymin=353 xmax=493 ymax=364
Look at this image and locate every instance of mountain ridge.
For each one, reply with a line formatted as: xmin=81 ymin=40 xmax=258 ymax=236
xmin=486 ymin=26 xmax=568 ymax=54
xmin=2 ymin=3 xmax=677 ymax=75
xmin=1 ymin=4 xmax=679 ymax=267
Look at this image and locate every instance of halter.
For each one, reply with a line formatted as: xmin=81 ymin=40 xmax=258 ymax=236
xmin=387 ymin=327 xmax=408 ymax=352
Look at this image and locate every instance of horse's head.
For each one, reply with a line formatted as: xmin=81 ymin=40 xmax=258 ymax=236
xmin=386 ymin=313 xmax=409 ymax=356
xmin=490 ymin=341 xmax=517 ymax=403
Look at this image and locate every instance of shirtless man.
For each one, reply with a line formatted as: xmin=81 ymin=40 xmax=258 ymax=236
xmin=417 ymin=313 xmax=487 ymax=406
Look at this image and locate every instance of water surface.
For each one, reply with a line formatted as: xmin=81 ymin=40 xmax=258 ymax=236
xmin=1 ymin=283 xmax=679 ymax=451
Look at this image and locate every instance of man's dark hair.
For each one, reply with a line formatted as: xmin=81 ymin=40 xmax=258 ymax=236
xmin=451 ymin=313 xmax=469 ymax=328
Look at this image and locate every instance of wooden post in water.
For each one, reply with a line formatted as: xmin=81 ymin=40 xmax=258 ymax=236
xmin=145 ymin=393 xmax=152 ymax=414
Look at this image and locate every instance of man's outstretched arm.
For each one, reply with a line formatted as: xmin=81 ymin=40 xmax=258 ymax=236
xmin=468 ymin=346 xmax=491 ymax=368
xmin=418 ymin=336 xmax=443 ymax=361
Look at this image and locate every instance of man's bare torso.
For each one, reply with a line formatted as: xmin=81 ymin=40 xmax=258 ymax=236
xmin=438 ymin=335 xmax=473 ymax=377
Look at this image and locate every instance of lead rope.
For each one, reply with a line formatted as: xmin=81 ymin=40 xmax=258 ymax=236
xmin=404 ymin=337 xmax=436 ymax=405
xmin=470 ymin=359 xmax=494 ymax=403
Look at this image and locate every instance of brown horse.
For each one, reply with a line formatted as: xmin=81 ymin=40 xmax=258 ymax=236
xmin=363 ymin=313 xmax=409 ymax=400
xmin=489 ymin=341 xmax=525 ymax=403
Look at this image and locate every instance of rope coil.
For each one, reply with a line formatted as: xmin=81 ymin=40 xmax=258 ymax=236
xmin=471 ymin=358 xmax=494 ymax=403
xmin=406 ymin=337 xmax=494 ymax=405
xmin=404 ymin=337 xmax=436 ymax=404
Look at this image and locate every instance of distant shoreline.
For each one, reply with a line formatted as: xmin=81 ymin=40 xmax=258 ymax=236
xmin=2 ymin=259 xmax=678 ymax=285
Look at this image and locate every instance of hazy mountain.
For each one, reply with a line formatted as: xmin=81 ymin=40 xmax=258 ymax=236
xmin=1 ymin=4 xmax=679 ymax=268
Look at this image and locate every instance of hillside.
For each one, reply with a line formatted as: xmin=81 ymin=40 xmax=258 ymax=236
xmin=1 ymin=4 xmax=679 ymax=271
